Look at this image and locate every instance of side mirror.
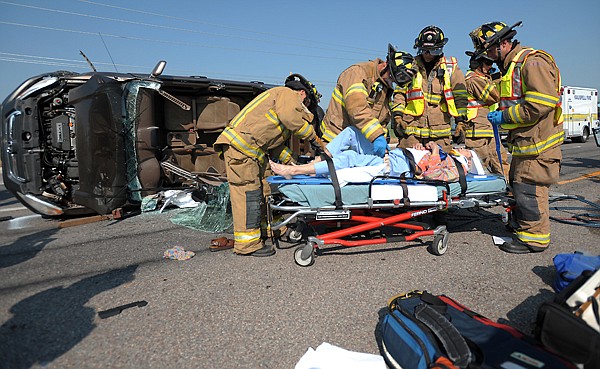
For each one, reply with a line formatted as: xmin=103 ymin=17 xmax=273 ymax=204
xmin=150 ymin=61 xmax=167 ymax=78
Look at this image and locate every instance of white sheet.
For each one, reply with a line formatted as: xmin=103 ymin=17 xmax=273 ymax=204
xmin=371 ymin=183 xmax=439 ymax=202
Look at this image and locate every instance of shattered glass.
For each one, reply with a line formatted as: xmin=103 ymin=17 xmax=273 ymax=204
xmin=170 ymin=183 xmax=233 ymax=233
xmin=123 ymin=80 xmax=160 ymax=203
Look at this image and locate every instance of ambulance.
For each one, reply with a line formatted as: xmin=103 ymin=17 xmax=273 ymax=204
xmin=561 ymin=86 xmax=599 ymax=143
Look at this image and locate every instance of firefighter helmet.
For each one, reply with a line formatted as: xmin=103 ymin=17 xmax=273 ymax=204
xmin=285 ymin=73 xmax=321 ymax=109
xmin=387 ymin=44 xmax=416 ymax=85
xmin=414 ymin=25 xmax=448 ymax=55
xmin=477 ymin=21 xmax=521 ymax=51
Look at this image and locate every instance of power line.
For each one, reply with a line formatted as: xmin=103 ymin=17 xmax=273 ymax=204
xmin=0 ymin=1 xmax=378 ymax=57
xmin=75 ymin=0 xmax=380 ymax=54
xmin=0 ymin=21 xmax=363 ymax=62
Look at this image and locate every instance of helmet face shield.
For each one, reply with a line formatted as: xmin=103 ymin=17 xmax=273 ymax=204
xmin=414 ymin=25 xmax=448 ymax=56
xmin=417 ymin=47 xmax=444 ymax=56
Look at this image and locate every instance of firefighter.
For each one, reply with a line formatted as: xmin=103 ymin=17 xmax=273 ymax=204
xmin=319 ymin=45 xmax=415 ymax=157
xmin=460 ymin=38 xmax=509 ymax=176
xmin=392 ymin=25 xmax=469 ymax=152
xmin=214 ymin=75 xmax=324 ymax=257
xmin=476 ymin=21 xmax=563 ymax=254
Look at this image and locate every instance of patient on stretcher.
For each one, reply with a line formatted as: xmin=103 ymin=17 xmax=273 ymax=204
xmin=270 ymin=127 xmax=483 ymax=183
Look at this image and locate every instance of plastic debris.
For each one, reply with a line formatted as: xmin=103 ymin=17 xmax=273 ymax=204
xmin=163 ymin=246 xmax=195 ymax=260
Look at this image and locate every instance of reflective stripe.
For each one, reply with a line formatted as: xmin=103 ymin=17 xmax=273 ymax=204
xmin=231 ymin=91 xmax=270 ymax=127
xmin=295 ymin=120 xmax=314 ymax=140
xmin=234 ymin=229 xmax=262 ymax=243
xmin=361 ymin=118 xmax=381 ymax=140
xmin=404 ymin=126 xmax=451 ymax=138
xmin=516 ymin=230 xmax=550 ymax=245
xmin=265 ymin=109 xmax=286 ymax=136
xmin=320 ymin=120 xmax=337 ymax=142
xmin=345 ymin=83 xmax=368 ymax=99
xmin=276 ymin=147 xmax=293 ymax=163
xmin=465 ymin=128 xmax=494 ymax=138
xmin=221 ymin=127 xmax=266 ymax=162
xmin=509 ymin=131 xmax=565 ymax=156
xmin=424 ymin=92 xmax=442 ymax=105
xmin=524 ymin=91 xmax=560 ymax=107
xmin=404 ymin=57 xmax=459 ymax=117
xmin=407 ymin=89 xmax=424 ymax=101
xmin=332 ymin=87 xmax=345 ymax=108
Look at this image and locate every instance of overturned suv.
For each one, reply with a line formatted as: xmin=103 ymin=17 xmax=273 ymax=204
xmin=1 ymin=61 xmax=274 ymax=216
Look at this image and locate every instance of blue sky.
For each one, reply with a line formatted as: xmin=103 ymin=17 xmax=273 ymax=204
xmin=1 ymin=0 xmax=599 ymax=108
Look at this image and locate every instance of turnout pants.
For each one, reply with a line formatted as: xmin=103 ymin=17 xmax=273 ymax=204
xmin=509 ymin=146 xmax=561 ymax=248
xmin=222 ymin=146 xmax=272 ymax=254
xmin=465 ymin=137 xmax=509 ymax=177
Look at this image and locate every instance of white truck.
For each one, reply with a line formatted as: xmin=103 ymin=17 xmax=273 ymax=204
xmin=561 ymin=86 xmax=599 ymax=143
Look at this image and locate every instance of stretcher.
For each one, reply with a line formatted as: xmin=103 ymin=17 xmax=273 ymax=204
xmin=266 ymin=171 xmax=508 ymax=266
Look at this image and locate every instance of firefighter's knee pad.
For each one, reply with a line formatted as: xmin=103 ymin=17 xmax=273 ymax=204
xmin=245 ymin=189 xmax=263 ymax=229
xmin=512 ymin=182 xmax=541 ymax=221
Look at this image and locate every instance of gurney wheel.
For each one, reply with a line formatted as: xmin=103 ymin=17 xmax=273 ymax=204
xmin=428 ymin=233 xmax=449 ymax=256
xmin=294 ymin=244 xmax=315 ymax=267
xmin=286 ymin=227 xmax=304 ymax=243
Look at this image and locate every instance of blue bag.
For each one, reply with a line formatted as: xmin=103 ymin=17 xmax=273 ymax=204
xmin=553 ymin=252 xmax=600 ymax=292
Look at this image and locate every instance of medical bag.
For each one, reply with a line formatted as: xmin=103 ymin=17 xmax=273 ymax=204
xmin=552 ymin=251 xmax=600 ymax=292
xmin=535 ymin=269 xmax=600 ymax=368
xmin=380 ymin=290 xmax=576 ymax=369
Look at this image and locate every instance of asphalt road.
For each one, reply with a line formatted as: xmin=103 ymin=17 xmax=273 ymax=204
xmin=1 ymin=140 xmax=599 ymax=369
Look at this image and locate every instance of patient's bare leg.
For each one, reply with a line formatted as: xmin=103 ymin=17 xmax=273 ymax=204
xmin=269 ymin=160 xmax=316 ymax=179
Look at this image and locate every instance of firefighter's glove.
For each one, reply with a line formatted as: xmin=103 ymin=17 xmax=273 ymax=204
xmin=487 ymin=111 xmax=505 ymax=126
xmin=372 ymin=135 xmax=389 ymax=158
xmin=453 ymin=122 xmax=466 ymax=145
xmin=309 ymin=137 xmax=327 ymax=153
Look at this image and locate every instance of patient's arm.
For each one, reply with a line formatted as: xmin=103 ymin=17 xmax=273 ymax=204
xmin=269 ymin=160 xmax=316 ymax=179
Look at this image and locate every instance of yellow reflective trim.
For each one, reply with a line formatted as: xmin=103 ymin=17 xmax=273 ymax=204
xmin=403 ymin=126 xmax=451 ymax=138
xmin=222 ymin=127 xmax=266 ymax=162
xmin=361 ymin=118 xmax=381 ymax=140
xmin=424 ymin=92 xmax=442 ymax=104
xmin=524 ymin=91 xmax=560 ymax=108
xmin=516 ymin=230 xmax=550 ymax=245
xmin=332 ymin=87 xmax=345 ymax=108
xmin=344 ymin=83 xmax=368 ymax=99
xmin=231 ymin=91 xmax=270 ymax=127
xmin=234 ymin=229 xmax=262 ymax=243
xmin=276 ymin=147 xmax=293 ymax=163
xmin=295 ymin=121 xmax=313 ymax=139
xmin=510 ymin=131 xmax=564 ymax=156
xmin=320 ymin=120 xmax=337 ymax=142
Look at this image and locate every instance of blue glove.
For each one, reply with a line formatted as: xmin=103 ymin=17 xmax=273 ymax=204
xmin=487 ymin=111 xmax=505 ymax=126
xmin=372 ymin=135 xmax=389 ymax=157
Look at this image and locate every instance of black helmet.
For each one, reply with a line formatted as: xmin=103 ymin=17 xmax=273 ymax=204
xmin=476 ymin=21 xmax=521 ymax=52
xmin=465 ymin=50 xmax=494 ymax=70
xmin=387 ymin=44 xmax=416 ymax=85
xmin=285 ymin=73 xmax=322 ymax=109
xmin=414 ymin=25 xmax=448 ymax=56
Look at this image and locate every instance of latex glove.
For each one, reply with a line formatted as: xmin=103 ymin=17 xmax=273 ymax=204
xmin=372 ymin=135 xmax=389 ymax=158
xmin=487 ymin=111 xmax=505 ymax=126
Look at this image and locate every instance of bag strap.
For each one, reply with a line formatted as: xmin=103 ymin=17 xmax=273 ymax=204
xmin=414 ymin=303 xmax=472 ymax=369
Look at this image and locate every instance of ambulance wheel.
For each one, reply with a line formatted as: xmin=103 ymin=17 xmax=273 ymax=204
xmin=294 ymin=244 xmax=315 ymax=267
xmin=428 ymin=233 xmax=449 ymax=256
